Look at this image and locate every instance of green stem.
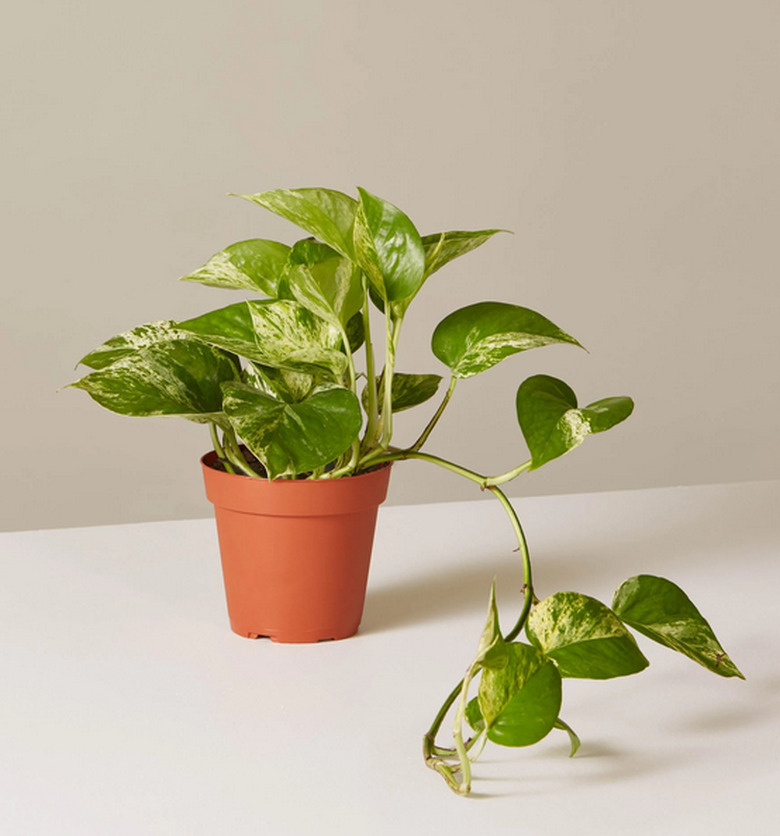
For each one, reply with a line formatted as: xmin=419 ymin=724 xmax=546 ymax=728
xmin=379 ymin=309 xmax=403 ymax=450
xmin=361 ymin=279 xmax=380 ymax=451
xmin=361 ymin=449 xmax=488 ymax=487
xmin=483 ymin=460 xmax=532 ymax=487
xmin=209 ymin=423 xmax=235 ymax=474
xmin=397 ymin=451 xmax=534 ymax=790
xmin=485 ymin=485 xmax=533 ymax=642
xmin=410 ymin=376 xmax=457 ymax=452
xmin=222 ymin=428 xmax=262 ymax=479
xmin=451 ymin=666 xmax=475 ymax=794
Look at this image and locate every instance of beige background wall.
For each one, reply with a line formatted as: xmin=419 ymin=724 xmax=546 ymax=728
xmin=3 ymin=0 xmax=779 ymax=531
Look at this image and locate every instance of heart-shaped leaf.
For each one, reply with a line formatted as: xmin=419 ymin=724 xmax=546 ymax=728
xmin=422 ymin=229 xmax=506 ymax=279
xmin=361 ymin=372 xmax=442 ymax=414
xmin=516 ymin=375 xmax=634 ymax=470
xmin=432 ymin=302 xmax=582 ymax=378
xmin=612 ymin=575 xmax=744 ymax=679
xmin=178 ymin=300 xmax=347 ymax=379
xmin=353 ymin=187 xmax=426 ymax=303
xmin=180 ymin=239 xmax=290 ymax=296
xmin=526 ymin=591 xmax=649 ymax=679
xmin=77 ymin=321 xmax=187 ymax=370
xmin=222 ymin=382 xmax=362 ymax=479
xmin=478 ymin=642 xmax=562 ymax=747
xmin=69 ymin=339 xmax=240 ymax=425
xmin=285 ymin=238 xmax=363 ymax=327
xmin=235 ymin=188 xmax=358 ymax=259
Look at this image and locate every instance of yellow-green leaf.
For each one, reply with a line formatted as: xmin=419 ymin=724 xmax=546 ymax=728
xmin=527 ymin=591 xmax=649 ymax=679
xmin=432 ymin=302 xmax=581 ymax=378
xmin=612 ymin=575 xmax=744 ymax=679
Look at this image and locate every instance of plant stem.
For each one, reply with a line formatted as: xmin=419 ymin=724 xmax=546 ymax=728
xmin=485 ymin=485 xmax=533 ymax=641
xmin=451 ymin=667 xmax=475 ymax=794
xmin=483 ymin=460 xmax=532 ymax=487
xmin=209 ymin=423 xmax=235 ymax=474
xmin=410 ymin=376 xmax=457 ymax=452
xmin=389 ymin=450 xmax=535 ymax=789
xmin=222 ymin=428 xmax=261 ymax=478
xmin=362 ymin=449 xmax=488 ymax=488
xmin=379 ymin=309 xmax=402 ymax=450
xmin=361 ymin=279 xmax=380 ymax=451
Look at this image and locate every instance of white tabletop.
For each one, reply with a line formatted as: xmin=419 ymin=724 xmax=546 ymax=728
xmin=2 ymin=480 xmax=779 ymax=835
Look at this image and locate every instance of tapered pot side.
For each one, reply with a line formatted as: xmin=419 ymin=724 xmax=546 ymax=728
xmin=201 ymin=451 xmax=392 ymax=643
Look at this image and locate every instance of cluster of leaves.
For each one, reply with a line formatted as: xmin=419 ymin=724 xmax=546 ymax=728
xmin=69 ymin=187 xmax=633 ymax=480
xmin=428 ymin=574 xmax=743 ymax=794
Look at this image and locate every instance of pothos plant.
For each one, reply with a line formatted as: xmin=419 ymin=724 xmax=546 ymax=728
xmin=69 ymin=187 xmax=743 ymax=795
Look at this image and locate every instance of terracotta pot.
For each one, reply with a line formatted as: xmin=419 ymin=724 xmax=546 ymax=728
xmin=201 ymin=451 xmax=392 ymax=643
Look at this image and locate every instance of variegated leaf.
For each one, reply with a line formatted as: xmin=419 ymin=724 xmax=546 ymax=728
xmin=516 ymin=375 xmax=634 ymax=470
xmin=353 ymin=187 xmax=426 ymax=303
xmin=361 ymin=372 xmax=442 ymax=414
xmin=242 ymin=362 xmax=316 ymax=404
xmin=78 ymin=321 xmax=188 ymax=370
xmin=478 ymin=642 xmax=562 ymax=747
xmin=465 ymin=697 xmax=486 ymax=733
xmin=285 ymin=238 xmax=363 ymax=327
xmin=612 ymin=575 xmax=744 ymax=679
xmin=475 ymin=581 xmax=509 ymax=670
xmin=178 ymin=300 xmax=348 ymax=379
xmin=422 ymin=229 xmax=506 ymax=279
xmin=234 ymin=188 xmax=358 ymax=259
xmin=247 ymin=300 xmax=347 ymax=379
xmin=222 ymin=382 xmax=362 ymax=479
xmin=180 ymin=239 xmax=290 ymax=296
xmin=526 ymin=592 xmax=649 ymax=679
xmin=69 ymin=339 xmax=240 ymax=426
xmin=431 ymin=302 xmax=582 ymax=378
xmin=344 ymin=311 xmax=365 ymax=353
xmin=177 ymin=302 xmax=258 ymax=358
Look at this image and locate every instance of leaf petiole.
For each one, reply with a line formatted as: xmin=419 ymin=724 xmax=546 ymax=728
xmin=409 ymin=375 xmax=457 ymax=452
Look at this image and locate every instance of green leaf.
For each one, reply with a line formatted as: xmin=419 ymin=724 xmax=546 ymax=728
xmin=177 ymin=302 xmax=257 ymax=357
xmin=242 ymin=362 xmax=316 ymax=404
xmin=526 ymin=591 xmax=649 ymax=679
xmin=361 ymin=372 xmax=442 ymax=414
xmin=344 ymin=311 xmax=365 ymax=353
xmin=235 ymin=188 xmax=358 ymax=259
xmin=554 ymin=718 xmax=581 ymax=757
xmin=69 ymin=339 xmax=240 ymax=425
xmin=285 ymin=238 xmax=363 ymax=327
xmin=431 ymin=302 xmax=582 ymax=378
xmin=465 ymin=697 xmax=485 ymax=733
xmin=180 ymin=239 xmax=290 ymax=296
xmin=516 ymin=375 xmax=635 ymax=470
xmin=178 ymin=300 xmax=347 ymax=379
xmin=246 ymin=300 xmax=347 ymax=379
xmin=77 ymin=321 xmax=188 ymax=370
xmin=353 ymin=188 xmax=426 ymax=303
xmin=612 ymin=575 xmax=745 ymax=679
xmin=474 ymin=581 xmax=508 ymax=670
xmin=478 ymin=642 xmax=562 ymax=747
xmin=222 ymin=382 xmax=362 ymax=479
xmin=422 ymin=229 xmax=506 ymax=279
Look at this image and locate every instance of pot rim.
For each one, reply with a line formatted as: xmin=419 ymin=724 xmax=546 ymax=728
xmin=200 ymin=450 xmax=393 ymax=516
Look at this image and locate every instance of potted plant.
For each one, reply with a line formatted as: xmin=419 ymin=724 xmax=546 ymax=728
xmin=68 ymin=187 xmax=743 ymax=793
